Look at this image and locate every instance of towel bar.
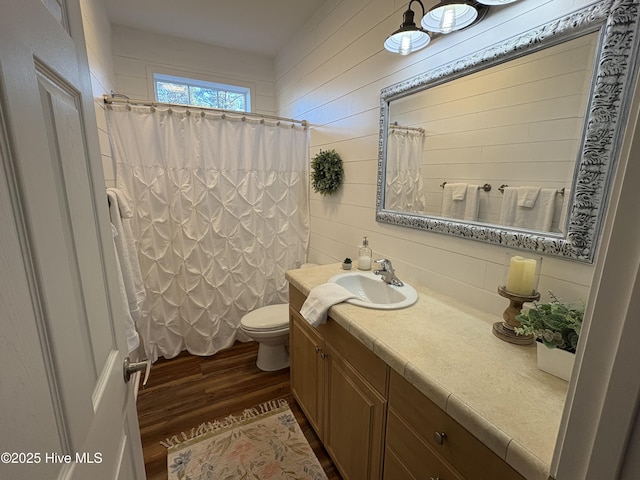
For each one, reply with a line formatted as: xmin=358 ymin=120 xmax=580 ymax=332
xmin=440 ymin=182 xmax=492 ymax=192
xmin=498 ymin=185 xmax=565 ymax=195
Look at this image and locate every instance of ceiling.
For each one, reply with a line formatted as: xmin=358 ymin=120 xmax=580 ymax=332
xmin=104 ymin=0 xmax=327 ymax=57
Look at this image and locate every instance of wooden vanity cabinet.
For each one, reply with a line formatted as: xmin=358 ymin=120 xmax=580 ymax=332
xmin=289 ymin=285 xmax=388 ymax=480
xmin=289 ymin=285 xmax=524 ymax=480
xmin=386 ymin=370 xmax=525 ymax=480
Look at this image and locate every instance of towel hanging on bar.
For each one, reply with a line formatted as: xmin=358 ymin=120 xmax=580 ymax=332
xmin=499 ymin=187 xmax=557 ymax=231
xmin=442 ymin=184 xmax=480 ymax=221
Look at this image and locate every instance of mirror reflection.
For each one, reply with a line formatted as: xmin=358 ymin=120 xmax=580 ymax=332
xmin=384 ymin=32 xmax=598 ymax=235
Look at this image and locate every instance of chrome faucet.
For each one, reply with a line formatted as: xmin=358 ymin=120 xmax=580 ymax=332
xmin=373 ymin=259 xmax=404 ymax=287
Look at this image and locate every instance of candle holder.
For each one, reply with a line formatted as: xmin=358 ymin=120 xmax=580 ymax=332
xmin=493 ymin=252 xmax=543 ymax=345
xmin=493 ymin=286 xmax=539 ymax=345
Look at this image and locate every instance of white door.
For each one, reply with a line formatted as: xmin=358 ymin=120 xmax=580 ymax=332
xmin=0 ymin=1 xmax=146 ymax=479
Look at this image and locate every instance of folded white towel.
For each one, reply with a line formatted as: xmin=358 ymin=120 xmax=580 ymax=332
xmin=111 ymin=224 xmax=140 ymax=353
xmin=107 ymin=188 xmax=146 ymax=310
xmin=441 ymin=184 xmax=480 ymax=221
xmin=499 ymin=187 xmax=518 ymax=227
xmin=448 ymin=183 xmax=468 ymax=201
xmin=500 ymin=187 xmax=556 ymax=231
xmin=517 ymin=186 xmax=541 ymax=208
xmin=300 ymin=283 xmax=358 ymax=328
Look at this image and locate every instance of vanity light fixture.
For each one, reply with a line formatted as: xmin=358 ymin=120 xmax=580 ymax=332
xmin=421 ymin=1 xmax=480 ymax=34
xmin=385 ymin=0 xmax=514 ymax=54
xmin=384 ymin=0 xmax=431 ymax=55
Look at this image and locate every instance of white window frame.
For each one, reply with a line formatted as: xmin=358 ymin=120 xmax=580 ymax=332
xmin=148 ymin=68 xmax=253 ymax=112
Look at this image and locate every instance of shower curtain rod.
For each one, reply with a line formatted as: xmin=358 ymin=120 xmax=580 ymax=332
xmin=390 ymin=122 xmax=425 ymax=133
xmin=103 ymin=95 xmax=310 ymax=127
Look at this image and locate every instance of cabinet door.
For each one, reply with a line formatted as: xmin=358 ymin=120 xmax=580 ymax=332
xmin=290 ymin=308 xmax=324 ymax=436
xmin=324 ymin=343 xmax=386 ymax=480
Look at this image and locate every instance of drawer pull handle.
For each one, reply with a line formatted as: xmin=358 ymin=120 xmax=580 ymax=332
xmin=320 ymin=353 xmax=328 ymax=359
xmin=315 ymin=346 xmax=322 ymax=353
xmin=430 ymin=477 xmax=441 ymax=480
xmin=433 ymin=431 xmax=447 ymax=445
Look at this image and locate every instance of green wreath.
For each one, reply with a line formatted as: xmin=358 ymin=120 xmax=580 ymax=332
xmin=311 ymin=149 xmax=344 ymax=196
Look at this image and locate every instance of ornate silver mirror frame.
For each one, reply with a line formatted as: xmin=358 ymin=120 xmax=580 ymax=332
xmin=376 ymin=0 xmax=639 ymax=263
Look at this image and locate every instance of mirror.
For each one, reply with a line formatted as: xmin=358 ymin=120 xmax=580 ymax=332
xmin=386 ymin=33 xmax=597 ymax=233
xmin=376 ymin=0 xmax=639 ymax=263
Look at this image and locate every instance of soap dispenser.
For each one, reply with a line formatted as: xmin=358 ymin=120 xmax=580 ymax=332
xmin=357 ymin=236 xmax=372 ymax=270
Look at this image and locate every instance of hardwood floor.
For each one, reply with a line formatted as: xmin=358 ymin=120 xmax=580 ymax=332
xmin=136 ymin=341 xmax=342 ymax=480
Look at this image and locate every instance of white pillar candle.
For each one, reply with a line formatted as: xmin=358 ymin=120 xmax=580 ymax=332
xmin=506 ymin=256 xmax=538 ymax=295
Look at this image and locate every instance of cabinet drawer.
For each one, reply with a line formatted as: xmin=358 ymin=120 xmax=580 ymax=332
xmin=389 ymin=370 xmax=523 ymax=480
xmin=384 ymin=448 xmax=417 ymax=480
xmin=385 ymin=408 xmax=462 ymax=480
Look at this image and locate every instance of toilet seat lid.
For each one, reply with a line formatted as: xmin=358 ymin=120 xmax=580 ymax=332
xmin=241 ymin=303 xmax=289 ymax=331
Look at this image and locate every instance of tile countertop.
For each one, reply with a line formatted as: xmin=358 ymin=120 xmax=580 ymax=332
xmin=285 ymin=263 xmax=569 ymax=480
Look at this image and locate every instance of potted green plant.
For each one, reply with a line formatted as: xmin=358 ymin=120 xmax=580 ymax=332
xmin=514 ymin=292 xmax=584 ymax=381
xmin=342 ymin=257 xmax=352 ymax=270
xmin=311 ymin=149 xmax=344 ymax=196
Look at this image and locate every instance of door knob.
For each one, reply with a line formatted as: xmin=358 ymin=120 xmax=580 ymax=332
xmin=123 ymin=357 xmax=151 ymax=385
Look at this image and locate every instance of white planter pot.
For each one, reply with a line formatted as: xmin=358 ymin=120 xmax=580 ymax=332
xmin=536 ymin=342 xmax=575 ymax=381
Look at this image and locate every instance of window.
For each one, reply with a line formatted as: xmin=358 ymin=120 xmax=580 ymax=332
xmin=153 ymin=73 xmax=251 ymax=112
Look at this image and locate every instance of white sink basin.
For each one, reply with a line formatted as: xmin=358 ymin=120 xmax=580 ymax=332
xmin=328 ymin=271 xmax=418 ymax=310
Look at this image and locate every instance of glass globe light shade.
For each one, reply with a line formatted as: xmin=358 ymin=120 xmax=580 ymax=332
xmin=421 ymin=1 xmax=478 ymax=33
xmin=384 ymin=29 xmax=431 ymax=55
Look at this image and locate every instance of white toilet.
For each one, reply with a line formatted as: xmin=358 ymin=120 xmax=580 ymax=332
xmin=240 ymin=303 xmax=290 ymax=371
xmin=240 ymin=263 xmax=316 ymax=371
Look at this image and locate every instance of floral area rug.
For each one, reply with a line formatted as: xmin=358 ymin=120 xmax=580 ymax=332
xmin=162 ymin=399 xmax=328 ymax=480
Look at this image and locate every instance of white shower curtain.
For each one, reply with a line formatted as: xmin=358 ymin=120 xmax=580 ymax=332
xmin=105 ymin=104 xmax=310 ymax=361
xmin=385 ymin=129 xmax=425 ymax=213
